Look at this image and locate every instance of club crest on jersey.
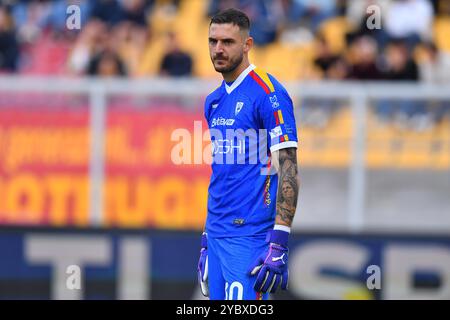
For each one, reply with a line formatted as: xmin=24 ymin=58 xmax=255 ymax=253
xmin=235 ymin=102 xmax=244 ymax=115
xmin=269 ymin=95 xmax=280 ymax=109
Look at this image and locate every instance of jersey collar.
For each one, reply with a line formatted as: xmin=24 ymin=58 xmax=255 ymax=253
xmin=224 ymin=64 xmax=256 ymax=94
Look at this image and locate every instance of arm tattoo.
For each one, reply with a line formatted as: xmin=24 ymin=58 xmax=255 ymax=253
xmin=275 ymin=148 xmax=299 ymax=227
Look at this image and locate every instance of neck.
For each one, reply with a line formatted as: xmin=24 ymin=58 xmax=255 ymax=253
xmin=222 ymin=60 xmax=250 ymax=83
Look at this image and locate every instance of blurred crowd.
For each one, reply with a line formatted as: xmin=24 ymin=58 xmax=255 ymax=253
xmin=0 ymin=0 xmax=191 ymax=77
xmin=0 ymin=0 xmax=450 ymax=129
xmin=0 ymin=0 xmax=449 ymax=77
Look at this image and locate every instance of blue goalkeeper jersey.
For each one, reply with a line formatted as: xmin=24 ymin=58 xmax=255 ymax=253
xmin=204 ymin=64 xmax=298 ymax=238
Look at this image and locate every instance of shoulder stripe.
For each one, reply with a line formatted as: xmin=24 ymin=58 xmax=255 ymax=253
xmin=253 ymin=68 xmax=275 ymax=93
xmin=249 ymin=71 xmax=270 ymax=94
xmin=277 ymin=110 xmax=284 ymax=124
xmin=274 ymin=111 xmax=280 ymax=125
xmin=273 ymin=110 xmax=284 ymax=125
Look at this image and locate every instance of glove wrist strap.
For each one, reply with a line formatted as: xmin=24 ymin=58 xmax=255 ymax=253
xmin=267 ymin=228 xmax=289 ymax=247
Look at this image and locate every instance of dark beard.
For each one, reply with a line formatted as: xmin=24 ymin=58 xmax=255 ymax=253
xmin=213 ymin=52 xmax=244 ymax=74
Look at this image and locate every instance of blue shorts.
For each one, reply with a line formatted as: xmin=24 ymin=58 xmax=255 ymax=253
xmin=208 ymin=235 xmax=269 ymax=300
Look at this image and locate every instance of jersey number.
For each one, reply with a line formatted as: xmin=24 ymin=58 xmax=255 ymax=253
xmin=225 ymin=281 xmax=243 ymax=300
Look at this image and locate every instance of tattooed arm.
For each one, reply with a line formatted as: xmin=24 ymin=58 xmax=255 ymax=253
xmin=248 ymin=147 xmax=299 ymax=293
xmin=271 ymin=148 xmax=299 ymax=227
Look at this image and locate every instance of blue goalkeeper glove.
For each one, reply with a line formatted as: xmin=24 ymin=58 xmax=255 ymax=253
xmin=248 ymin=228 xmax=289 ymax=293
xmin=197 ymin=232 xmax=209 ymax=297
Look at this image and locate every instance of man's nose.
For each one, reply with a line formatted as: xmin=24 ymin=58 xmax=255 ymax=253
xmin=215 ymin=41 xmax=224 ymax=53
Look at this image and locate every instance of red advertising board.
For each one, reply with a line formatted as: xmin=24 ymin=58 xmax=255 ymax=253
xmin=0 ymin=106 xmax=210 ymax=229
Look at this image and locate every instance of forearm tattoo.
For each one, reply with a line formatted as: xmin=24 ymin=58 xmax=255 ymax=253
xmin=275 ymin=148 xmax=299 ymax=227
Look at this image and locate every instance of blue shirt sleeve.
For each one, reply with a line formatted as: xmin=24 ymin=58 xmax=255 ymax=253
xmin=258 ymin=88 xmax=298 ymax=153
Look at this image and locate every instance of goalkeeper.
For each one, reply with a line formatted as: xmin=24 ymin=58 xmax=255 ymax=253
xmin=197 ymin=8 xmax=300 ymax=300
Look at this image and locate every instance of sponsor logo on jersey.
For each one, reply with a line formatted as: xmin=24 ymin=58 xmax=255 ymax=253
xmin=211 ymin=117 xmax=235 ymax=127
xmin=212 ymin=139 xmax=245 ymax=155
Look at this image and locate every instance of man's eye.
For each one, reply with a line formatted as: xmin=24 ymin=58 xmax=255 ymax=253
xmin=209 ymin=39 xmax=217 ymax=45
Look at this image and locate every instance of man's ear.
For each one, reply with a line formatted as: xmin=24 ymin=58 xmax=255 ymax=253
xmin=244 ymin=36 xmax=253 ymax=53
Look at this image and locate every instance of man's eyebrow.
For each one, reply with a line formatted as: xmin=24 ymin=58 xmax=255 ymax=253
xmin=208 ymin=37 xmax=235 ymax=42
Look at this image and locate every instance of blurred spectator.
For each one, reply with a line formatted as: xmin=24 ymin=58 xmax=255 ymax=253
xmin=67 ymin=19 xmax=109 ymax=74
xmin=12 ymin=0 xmax=52 ymax=43
xmin=91 ymin=0 xmax=153 ymax=27
xmin=326 ymin=57 xmax=348 ymax=79
xmin=418 ymin=41 xmax=450 ymax=84
xmin=313 ymin=35 xmax=343 ymax=77
xmin=436 ymin=0 xmax=450 ymax=15
xmin=305 ymin=36 xmax=348 ymax=128
xmin=346 ymin=35 xmax=382 ymax=80
xmin=112 ymin=21 xmax=149 ymax=77
xmin=159 ymin=32 xmax=192 ymax=77
xmin=287 ymin=0 xmax=337 ymax=31
xmin=90 ymin=0 xmax=124 ymax=26
xmin=208 ymin=0 xmax=284 ymax=46
xmin=87 ymin=49 xmax=126 ymax=77
xmin=376 ymin=40 xmax=431 ymax=130
xmin=0 ymin=5 xmax=19 ymax=72
xmin=207 ymin=0 xmax=242 ymax=17
xmin=379 ymin=40 xmax=419 ymax=80
xmin=417 ymin=41 xmax=450 ymax=122
xmin=163 ymin=0 xmax=182 ymax=9
xmin=244 ymin=0 xmax=283 ymax=46
xmin=429 ymin=0 xmax=439 ymax=14
xmin=120 ymin=0 xmax=152 ymax=27
xmin=385 ymin=0 xmax=434 ymax=49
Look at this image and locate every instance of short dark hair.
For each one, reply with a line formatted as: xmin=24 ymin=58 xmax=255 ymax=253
xmin=210 ymin=8 xmax=250 ymax=32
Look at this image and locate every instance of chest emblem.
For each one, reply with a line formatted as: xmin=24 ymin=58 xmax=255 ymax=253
xmin=235 ymin=101 xmax=244 ymax=116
